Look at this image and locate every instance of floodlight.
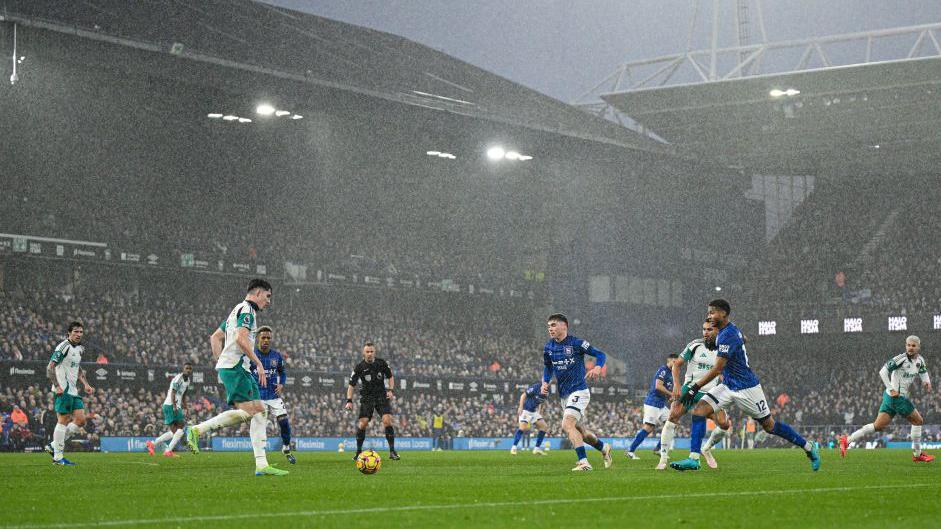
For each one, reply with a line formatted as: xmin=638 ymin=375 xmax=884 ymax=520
xmin=486 ymin=146 xmax=506 ymax=161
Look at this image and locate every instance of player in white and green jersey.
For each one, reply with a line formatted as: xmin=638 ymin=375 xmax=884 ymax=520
xmin=185 ymin=278 xmax=288 ymax=476
xmin=147 ymin=363 xmax=193 ymax=457
xmin=656 ymin=319 xmax=732 ymax=470
xmin=841 ymin=335 xmax=933 ymax=462
xmin=44 ymin=321 xmax=95 ymax=465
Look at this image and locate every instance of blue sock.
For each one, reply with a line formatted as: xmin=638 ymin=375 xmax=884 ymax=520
xmin=690 ymin=415 xmax=707 ymax=455
xmin=629 ymin=429 xmax=649 ymax=452
xmin=535 ymin=430 xmax=546 ymax=448
xmin=277 ymin=417 xmax=291 ymax=448
xmin=654 ymin=440 xmax=662 ymax=451
xmin=589 ymin=438 xmax=605 ymax=452
xmin=512 ymin=429 xmax=524 ymax=447
xmin=771 ymin=421 xmax=809 ymax=450
xmin=575 ymin=446 xmax=587 ymax=461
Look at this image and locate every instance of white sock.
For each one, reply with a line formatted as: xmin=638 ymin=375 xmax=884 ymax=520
xmin=250 ymin=412 xmax=269 ymax=469
xmin=167 ymin=429 xmax=185 ymax=452
xmin=848 ymin=423 xmax=876 ymax=444
xmin=154 ymin=431 xmax=174 ymax=446
xmin=659 ymin=421 xmax=676 ymax=459
xmin=912 ymin=425 xmax=923 ymax=457
xmin=703 ymin=427 xmax=729 ymax=451
xmin=53 ymin=423 xmax=67 ymax=460
xmin=65 ymin=422 xmax=82 ymax=439
xmin=196 ymin=409 xmax=252 ymax=433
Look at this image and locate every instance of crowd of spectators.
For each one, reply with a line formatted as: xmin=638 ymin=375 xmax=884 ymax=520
xmin=3 ymin=275 xmax=940 ymax=452
xmin=3 ymin=358 xmax=938 ymax=452
xmin=0 ymin=288 xmax=545 ymax=381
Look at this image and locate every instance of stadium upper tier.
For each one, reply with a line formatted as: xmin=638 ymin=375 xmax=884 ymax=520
xmin=740 ymin=174 xmax=941 ymax=315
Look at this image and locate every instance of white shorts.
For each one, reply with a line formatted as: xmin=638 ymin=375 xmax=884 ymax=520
xmin=642 ymin=404 xmax=670 ymax=426
xmin=518 ymin=410 xmax=543 ymax=425
xmin=702 ymin=383 xmax=770 ymax=420
xmin=561 ymin=389 xmax=590 ymax=422
xmin=262 ymin=398 xmax=288 ymax=418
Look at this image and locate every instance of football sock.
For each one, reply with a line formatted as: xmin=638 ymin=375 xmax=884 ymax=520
xmin=847 ymin=423 xmax=875 ymax=444
xmin=912 ymin=425 xmax=923 ymax=457
xmin=385 ymin=426 xmax=396 ymax=452
xmin=654 ymin=440 xmax=662 ymax=451
xmin=356 ymin=428 xmax=366 ymax=453
xmin=588 ymin=438 xmax=605 ymax=452
xmin=167 ymin=428 xmax=185 ymax=451
xmin=154 ymin=431 xmax=173 ymax=446
xmin=196 ymin=409 xmax=251 ymax=433
xmin=628 ymin=429 xmax=649 ymax=452
xmin=249 ymin=412 xmax=268 ymax=469
xmin=278 ymin=416 xmax=292 ymax=450
xmin=512 ymin=429 xmax=524 ymax=447
xmin=53 ymin=423 xmax=67 ymax=459
xmin=535 ymin=430 xmax=546 ymax=448
xmin=574 ymin=445 xmax=587 ymax=461
xmin=660 ymin=421 xmax=676 ymax=457
xmin=690 ymin=415 xmax=707 ymax=456
xmin=65 ymin=422 xmax=82 ymax=439
xmin=703 ymin=426 xmax=730 ymax=451
xmin=770 ymin=421 xmax=810 ymax=451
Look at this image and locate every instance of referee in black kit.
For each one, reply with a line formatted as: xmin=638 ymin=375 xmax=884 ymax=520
xmin=345 ymin=341 xmax=400 ymax=460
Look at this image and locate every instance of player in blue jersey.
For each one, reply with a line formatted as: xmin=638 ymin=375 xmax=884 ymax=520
xmin=656 ymin=319 xmax=733 ymax=470
xmin=511 ymin=382 xmax=549 ymax=455
xmin=671 ymin=299 xmax=820 ymax=471
xmin=626 ymin=354 xmax=678 ymax=460
xmin=541 ymin=313 xmax=613 ymax=471
xmin=250 ymin=326 xmax=295 ymax=465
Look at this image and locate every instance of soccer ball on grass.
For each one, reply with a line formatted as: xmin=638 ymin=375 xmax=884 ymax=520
xmin=356 ymin=449 xmax=382 ymax=474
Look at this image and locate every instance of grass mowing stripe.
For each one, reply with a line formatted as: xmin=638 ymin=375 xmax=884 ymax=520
xmin=3 ymin=483 xmax=934 ymax=529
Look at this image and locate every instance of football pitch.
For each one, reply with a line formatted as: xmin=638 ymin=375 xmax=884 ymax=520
xmin=3 ymin=449 xmax=937 ymax=529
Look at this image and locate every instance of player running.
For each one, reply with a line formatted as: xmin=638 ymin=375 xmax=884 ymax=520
xmin=345 ymin=342 xmax=400 ymax=461
xmin=672 ymin=299 xmax=820 ymax=472
xmin=44 ymin=321 xmax=94 ymax=466
xmin=186 ymin=278 xmax=288 ymax=476
xmin=626 ymin=354 xmax=677 ymax=460
xmin=511 ymin=382 xmax=549 ymax=455
xmin=250 ymin=326 xmax=296 ymax=465
xmin=147 ymin=363 xmax=193 ymax=457
xmin=657 ymin=319 xmax=732 ymax=470
xmin=840 ymin=335 xmax=933 ymax=462
xmin=541 ymin=313 xmax=612 ymax=471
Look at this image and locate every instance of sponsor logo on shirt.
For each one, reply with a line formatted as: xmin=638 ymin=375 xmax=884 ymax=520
xmin=718 ymin=345 xmax=730 ymax=353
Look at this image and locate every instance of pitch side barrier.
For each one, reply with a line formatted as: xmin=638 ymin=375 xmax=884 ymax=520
xmin=98 ymin=436 xmax=941 ymax=453
xmin=99 ymin=436 xmax=691 ymax=452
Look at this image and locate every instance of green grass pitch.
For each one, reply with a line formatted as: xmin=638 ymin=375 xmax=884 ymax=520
xmin=2 ymin=449 xmax=937 ymax=529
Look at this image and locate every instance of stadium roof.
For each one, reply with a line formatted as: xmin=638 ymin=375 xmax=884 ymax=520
xmin=600 ymin=56 xmax=941 ymax=176
xmin=0 ymin=0 xmax=665 ymax=153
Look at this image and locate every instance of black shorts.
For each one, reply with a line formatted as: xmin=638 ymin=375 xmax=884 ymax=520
xmin=358 ymin=398 xmax=392 ymax=419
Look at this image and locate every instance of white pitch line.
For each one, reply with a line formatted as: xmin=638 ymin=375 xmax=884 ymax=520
xmin=3 ymin=483 xmax=935 ymax=529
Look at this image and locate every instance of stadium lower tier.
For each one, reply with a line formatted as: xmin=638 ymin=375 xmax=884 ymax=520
xmin=3 ymin=381 xmax=939 ymax=452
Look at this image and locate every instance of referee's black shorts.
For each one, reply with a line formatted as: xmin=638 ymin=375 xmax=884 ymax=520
xmin=358 ymin=397 xmax=392 ymax=419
